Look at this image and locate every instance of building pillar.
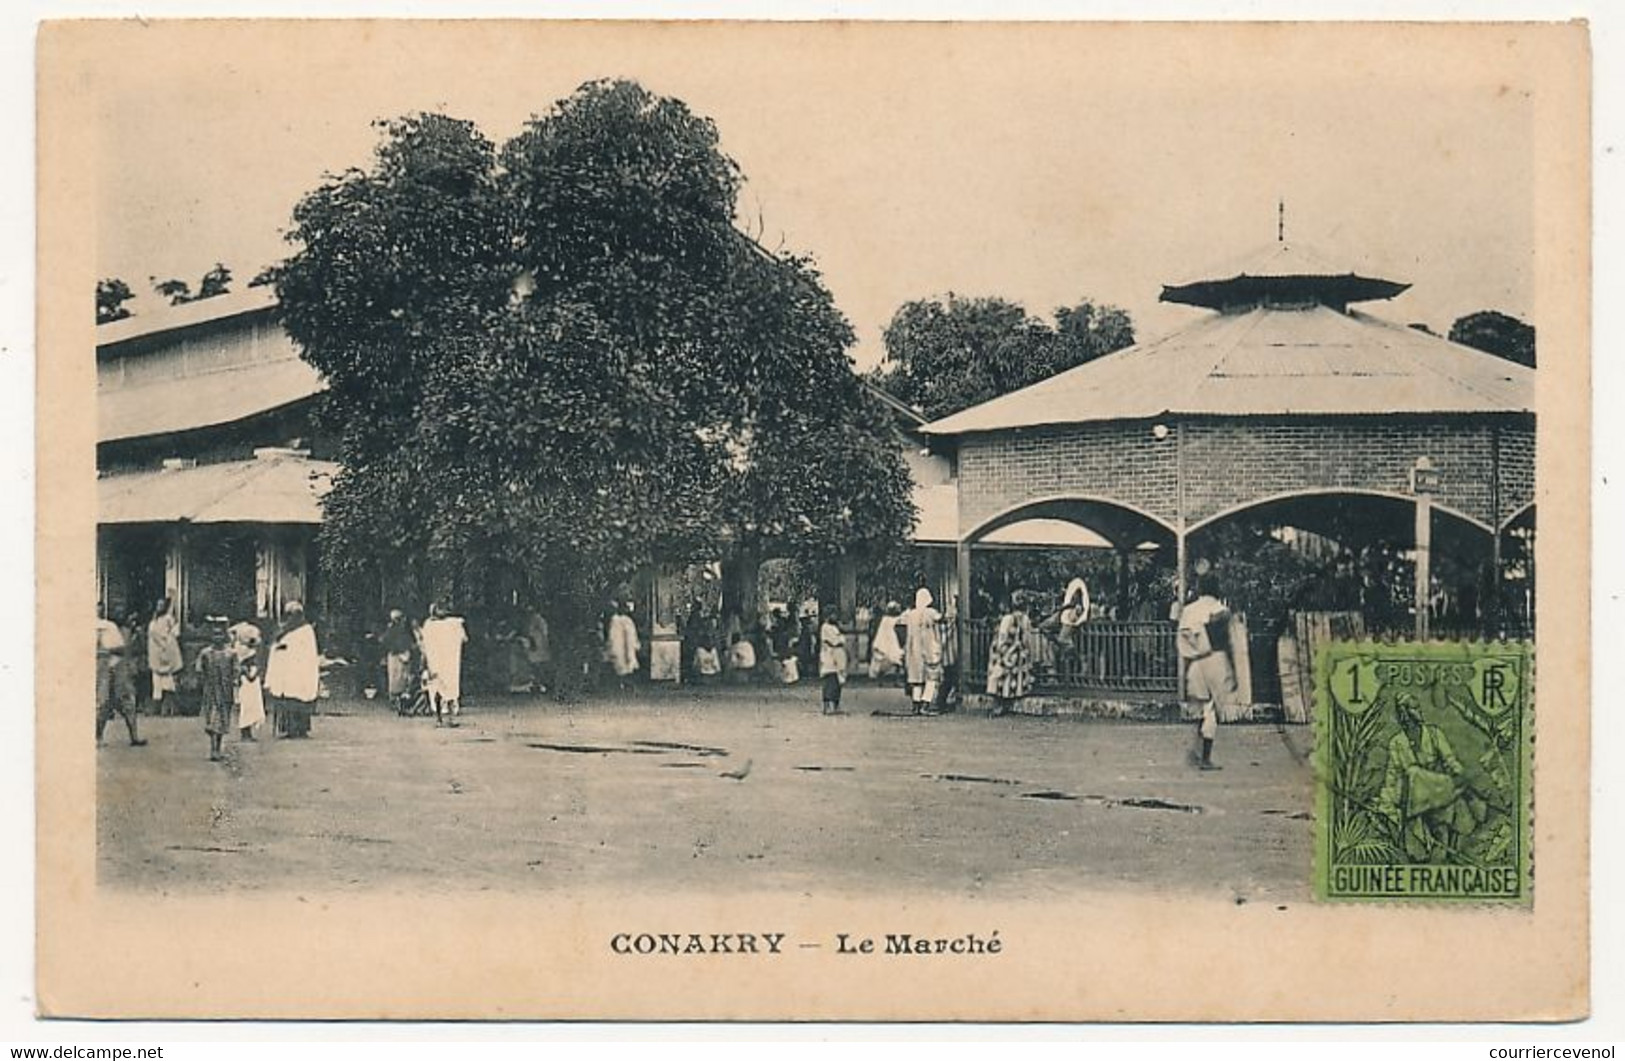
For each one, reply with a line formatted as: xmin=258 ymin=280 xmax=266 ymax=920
xmin=96 ymin=528 xmax=111 ymax=617
xmin=1490 ymin=526 xmax=1504 ymax=631
xmin=164 ymin=526 xmax=189 ymax=624
xmin=1173 ymin=419 xmax=1187 ymax=702
xmin=1414 ymin=495 xmax=1432 ymax=642
xmin=255 ymin=530 xmax=308 ymax=622
xmin=955 ymin=539 xmax=973 ymax=689
xmin=1489 ymin=424 xmax=1503 ymax=628
xmin=1174 ymin=529 xmax=1187 ymax=702
xmin=1114 ymin=546 xmax=1131 ymax=619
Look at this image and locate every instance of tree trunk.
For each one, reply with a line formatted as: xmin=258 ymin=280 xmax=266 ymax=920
xmin=722 ymin=546 xmax=762 ymax=627
xmin=545 ymin=591 xmax=599 ymax=701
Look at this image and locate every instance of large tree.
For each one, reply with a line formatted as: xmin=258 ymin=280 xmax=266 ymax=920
xmin=276 ymin=83 xmax=913 ymax=688
xmin=1449 ymin=309 xmax=1535 ymax=369
xmin=871 ymin=293 xmax=1135 ymax=421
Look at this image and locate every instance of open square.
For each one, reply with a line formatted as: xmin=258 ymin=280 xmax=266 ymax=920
xmin=99 ymin=685 xmax=1315 ymax=902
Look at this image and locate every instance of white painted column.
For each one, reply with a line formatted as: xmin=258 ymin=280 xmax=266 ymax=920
xmin=164 ymin=527 xmax=189 ymax=623
xmin=1414 ymin=495 xmax=1433 ymax=642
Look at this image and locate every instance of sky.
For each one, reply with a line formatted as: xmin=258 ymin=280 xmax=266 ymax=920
xmin=93 ymin=21 xmax=1539 ymax=369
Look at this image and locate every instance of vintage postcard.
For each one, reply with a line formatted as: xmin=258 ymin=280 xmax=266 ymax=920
xmin=35 ymin=20 xmax=1590 ymax=1020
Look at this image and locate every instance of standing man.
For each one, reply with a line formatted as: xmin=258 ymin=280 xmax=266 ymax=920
xmin=421 ymin=601 xmax=469 ymax=727
xmin=95 ymin=603 xmax=147 ymax=747
xmin=146 ymin=596 xmax=184 ymax=716
xmin=604 ymin=600 xmax=641 ymax=691
xmin=380 ymin=608 xmax=415 ymax=711
xmin=266 ymin=601 xmax=320 ymax=738
xmin=901 ymin=587 xmax=943 ymax=716
xmin=523 ymin=608 xmax=552 ymax=695
xmin=1177 ymin=578 xmax=1236 ymax=771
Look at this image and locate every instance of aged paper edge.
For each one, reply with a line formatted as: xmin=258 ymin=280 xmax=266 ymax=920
xmin=35 ymin=19 xmax=1592 ymax=1022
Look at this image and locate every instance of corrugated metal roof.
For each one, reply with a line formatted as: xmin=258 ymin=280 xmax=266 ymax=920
xmin=921 ymin=304 xmax=1533 ymax=437
xmin=863 ymin=380 xmax=928 ymax=427
xmin=99 ymin=453 xmax=338 ymax=526
xmin=96 ymin=286 xmax=281 ymax=349
xmin=98 ymin=355 xmax=327 ymax=443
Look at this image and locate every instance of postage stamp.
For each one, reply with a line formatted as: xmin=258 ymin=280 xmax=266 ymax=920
xmin=1315 ymin=641 xmax=1532 ymax=903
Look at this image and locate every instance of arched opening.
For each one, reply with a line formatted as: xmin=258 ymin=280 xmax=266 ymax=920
xmin=968 ymin=495 xmax=1178 ymax=551
xmin=1185 ymin=490 xmax=1499 ymax=708
xmin=958 ymin=497 xmax=1181 ymax=695
xmin=965 ymin=497 xmax=1178 ymax=621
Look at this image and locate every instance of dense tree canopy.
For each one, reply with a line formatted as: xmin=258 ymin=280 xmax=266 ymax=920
xmin=276 ymin=82 xmax=914 ymax=678
xmin=870 ymin=294 xmax=1135 ymax=421
xmin=1449 ymin=309 xmax=1536 ymax=369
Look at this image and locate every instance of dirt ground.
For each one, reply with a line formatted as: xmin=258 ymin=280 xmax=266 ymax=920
xmin=97 ymin=682 xmax=1317 ymax=901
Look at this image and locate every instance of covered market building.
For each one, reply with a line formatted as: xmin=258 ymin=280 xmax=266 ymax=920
xmin=920 ymin=240 xmax=1536 ymax=712
xmin=96 ymin=288 xmax=337 ymax=649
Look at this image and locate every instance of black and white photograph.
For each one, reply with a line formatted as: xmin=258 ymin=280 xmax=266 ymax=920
xmin=31 ymin=17 xmax=1590 ymax=1023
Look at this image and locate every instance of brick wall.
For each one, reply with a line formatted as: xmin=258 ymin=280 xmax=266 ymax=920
xmin=957 ymin=414 xmax=1536 ymax=537
xmin=958 ymin=421 xmax=1181 ymax=534
xmin=1497 ymin=422 xmax=1536 ymax=525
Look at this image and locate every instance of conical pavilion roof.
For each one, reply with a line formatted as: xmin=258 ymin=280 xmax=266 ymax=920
xmin=922 ymin=250 xmax=1533 ymax=438
xmin=1159 ymin=241 xmax=1410 ymax=311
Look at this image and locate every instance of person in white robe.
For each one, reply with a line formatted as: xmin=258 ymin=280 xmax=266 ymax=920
xmin=146 ymin=598 xmax=184 ymax=716
xmin=868 ymin=601 xmax=905 ymax=680
xmin=420 ymin=602 xmax=469 ymax=727
xmin=605 ymin=602 xmax=641 ymax=687
xmin=228 ymin=618 xmax=264 ymax=740
xmin=900 ymin=587 xmax=943 ymax=715
xmin=265 ymin=601 xmax=320 ymax=738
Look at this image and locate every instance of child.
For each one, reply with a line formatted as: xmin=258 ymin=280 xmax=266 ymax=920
xmin=818 ymin=607 xmax=849 ymax=716
xmin=196 ymin=624 xmax=239 ymax=762
xmin=238 ymin=654 xmax=265 ymax=741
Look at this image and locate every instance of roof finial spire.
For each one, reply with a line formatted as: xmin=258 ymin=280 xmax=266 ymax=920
xmin=1278 ymin=198 xmax=1285 ymax=243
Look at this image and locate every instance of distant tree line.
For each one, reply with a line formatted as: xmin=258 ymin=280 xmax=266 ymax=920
xmin=1411 ymin=310 xmax=1535 ymax=368
xmin=868 ymin=294 xmax=1136 ymax=422
xmin=95 ymin=262 xmax=279 ymax=324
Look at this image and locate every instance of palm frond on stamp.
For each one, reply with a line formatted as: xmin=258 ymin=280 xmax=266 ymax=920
xmin=1328 ymin=688 xmax=1398 ymax=865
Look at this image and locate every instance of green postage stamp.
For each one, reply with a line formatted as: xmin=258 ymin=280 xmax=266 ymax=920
xmin=1315 ymin=640 xmax=1533 ymax=903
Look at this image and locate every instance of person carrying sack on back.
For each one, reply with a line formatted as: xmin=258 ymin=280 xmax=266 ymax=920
xmin=1177 ymin=577 xmax=1237 ymax=772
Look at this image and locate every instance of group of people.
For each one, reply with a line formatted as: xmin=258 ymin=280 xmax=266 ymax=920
xmin=660 ymin=602 xmax=850 ymax=713
xmin=981 ymin=575 xmax=1239 ymax=771
xmin=94 ymin=598 xmax=324 ymax=760
xmin=980 ymin=579 xmax=1092 ymax=716
xmin=866 ymin=588 xmax=955 ymax=716
xmin=378 ymin=603 xmax=469 ymax=726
